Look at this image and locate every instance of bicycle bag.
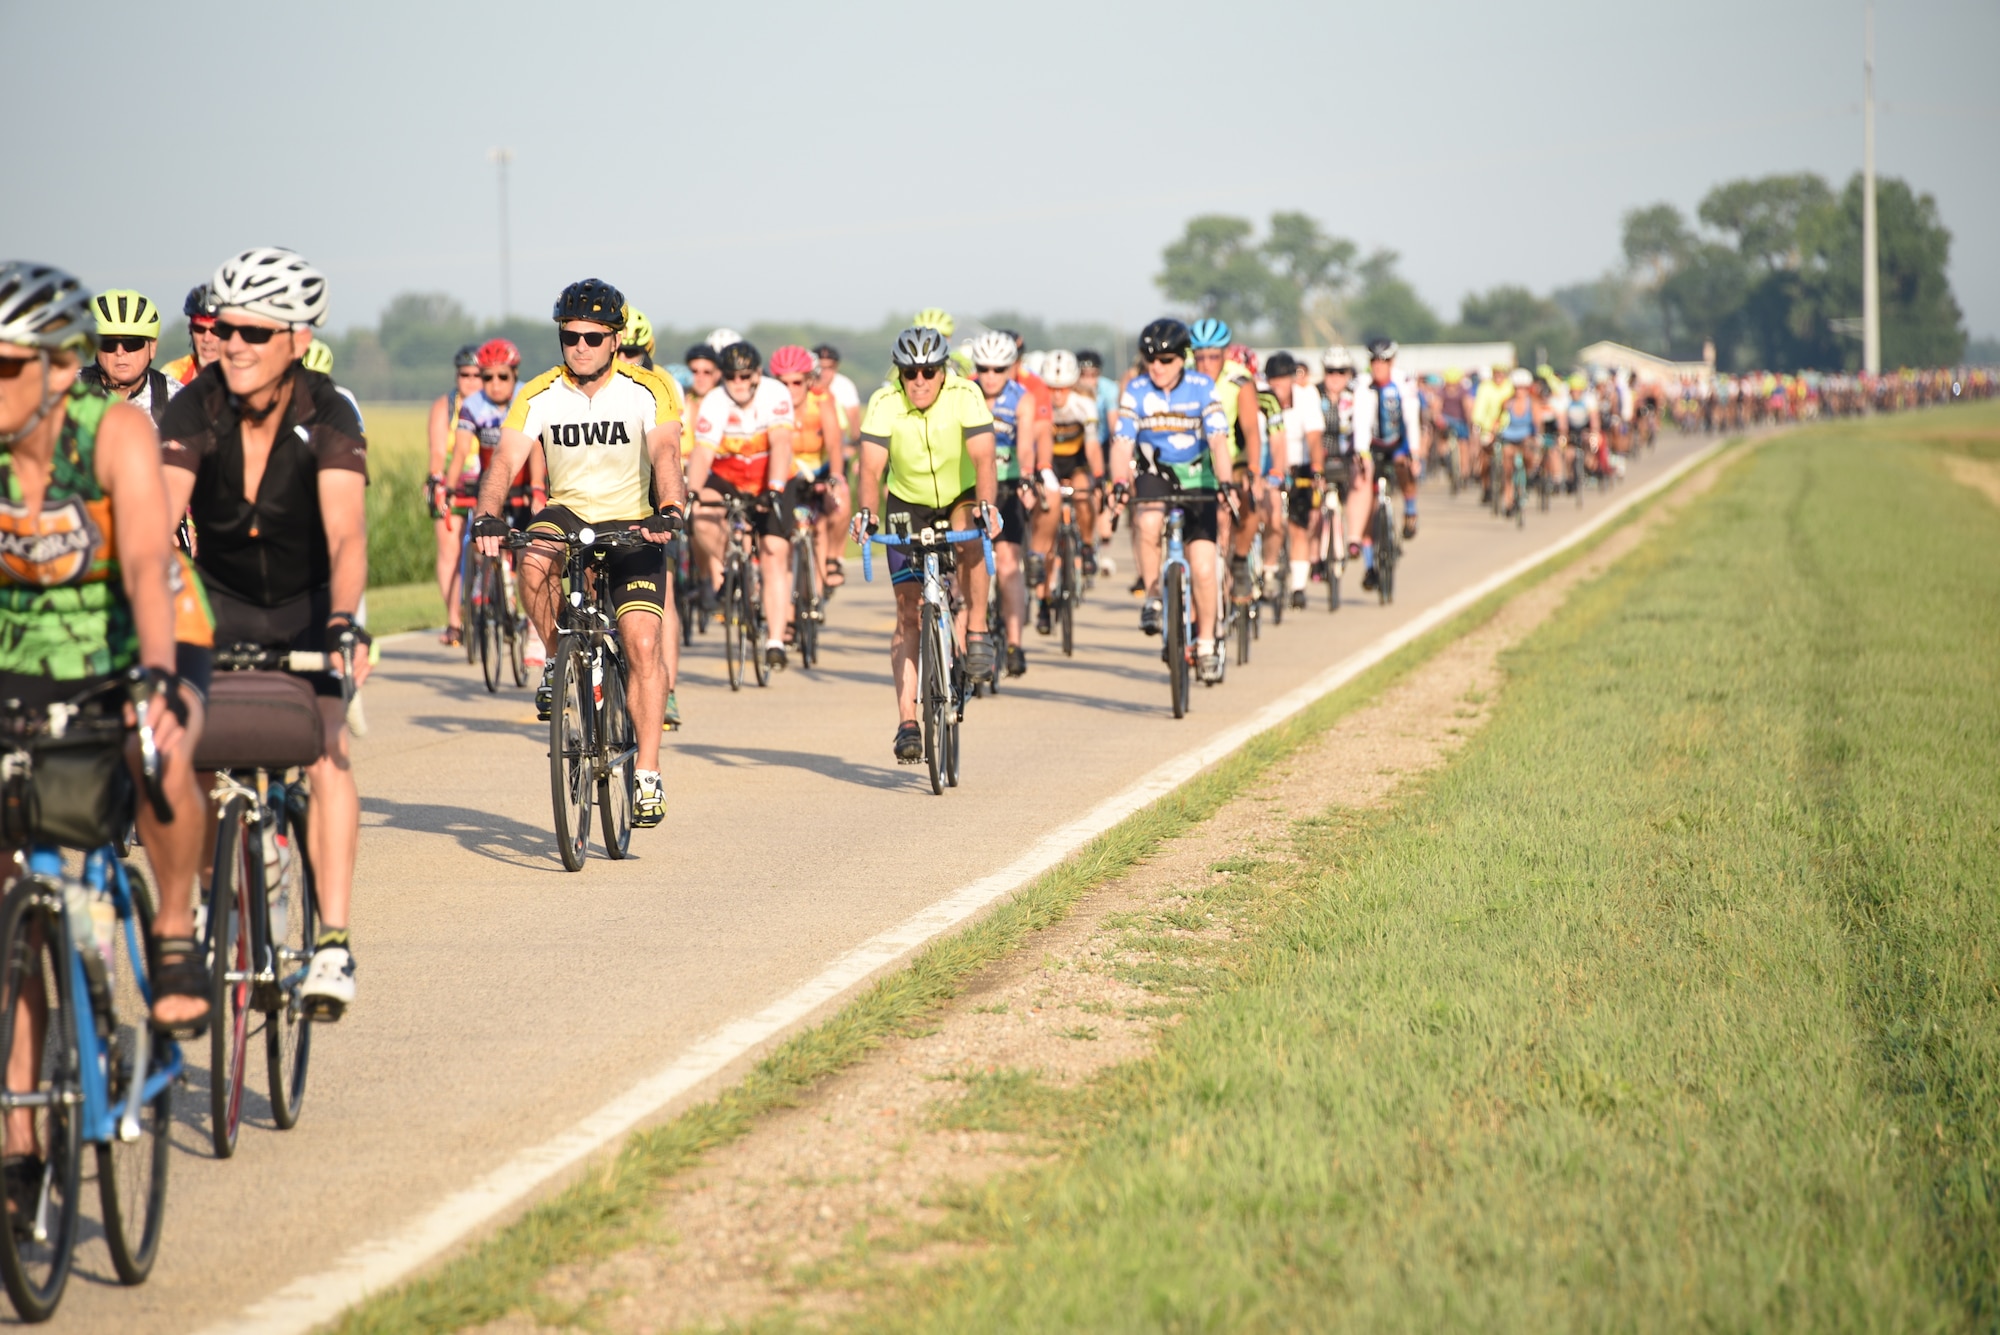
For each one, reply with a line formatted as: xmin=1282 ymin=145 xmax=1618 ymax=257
xmin=1 ymin=727 xmax=132 ymax=851
xmin=195 ymin=672 xmax=324 ymax=771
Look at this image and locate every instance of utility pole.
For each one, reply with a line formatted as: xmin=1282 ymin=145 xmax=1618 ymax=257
xmin=1861 ymin=3 xmax=1880 ymax=374
xmin=489 ymin=146 xmax=514 ymax=319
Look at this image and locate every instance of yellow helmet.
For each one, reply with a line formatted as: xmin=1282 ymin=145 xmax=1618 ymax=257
xmin=913 ymin=307 xmax=955 ymax=338
xmin=301 ymin=338 xmax=334 ymax=374
xmin=91 ymin=288 xmax=162 ymax=340
xmin=621 ymin=305 xmax=656 ymax=354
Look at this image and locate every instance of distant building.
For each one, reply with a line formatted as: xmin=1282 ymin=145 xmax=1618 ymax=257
xmin=1253 ymin=342 xmax=1517 ymax=377
xmin=1576 ymin=340 xmax=1711 ymax=384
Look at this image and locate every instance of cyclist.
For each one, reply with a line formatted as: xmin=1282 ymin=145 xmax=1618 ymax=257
xmin=813 ymin=343 xmax=862 ymax=447
xmin=968 ymin=330 xmax=1037 ymax=676
xmin=1494 ymin=368 xmax=1537 ymax=515
xmin=1350 ymin=338 xmax=1421 ymax=591
xmin=428 ymin=343 xmax=482 ymax=646
xmin=1186 ymin=320 xmax=1259 ymax=601
xmin=617 ymin=311 xmax=686 ymax=725
xmin=474 ymin=279 xmax=686 ymax=827
xmin=158 ymin=246 xmax=368 ymax=1019
xmin=79 ymin=289 xmax=177 ymax=427
xmin=850 ymin=326 xmax=1000 ymax=763
xmin=1109 ymin=318 xmax=1234 ymax=684
xmin=0 ymin=262 xmax=211 ymax=1047
xmin=1034 ymin=349 xmax=1104 ymax=628
xmin=160 ymin=284 xmax=221 ymax=387
xmin=771 ymin=344 xmax=849 ymax=594
xmin=1318 ymin=346 xmax=1359 ymax=563
xmin=1261 ymin=351 xmax=1324 ymax=607
xmin=617 ymin=307 xmax=658 ymax=370
xmin=1437 ymin=365 xmax=1470 ymax=483
xmin=689 ymin=340 xmax=797 ymax=673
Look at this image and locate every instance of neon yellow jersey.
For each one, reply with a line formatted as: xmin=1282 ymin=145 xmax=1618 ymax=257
xmin=1214 ymin=359 xmax=1252 ymax=432
xmin=859 ymin=371 xmax=994 ymax=509
xmin=1471 ymin=381 xmax=1510 ymax=434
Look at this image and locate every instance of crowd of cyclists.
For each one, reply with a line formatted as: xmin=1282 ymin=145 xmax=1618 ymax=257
xmin=0 ymin=243 xmax=1992 ymax=1318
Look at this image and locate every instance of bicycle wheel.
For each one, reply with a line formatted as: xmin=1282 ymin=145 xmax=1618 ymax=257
xmin=99 ymin=865 xmax=169 ymax=1285
xmin=206 ymin=796 xmax=252 ymax=1159
xmin=919 ymin=605 xmax=945 ymax=795
xmin=265 ymin=784 xmax=315 ymax=1130
xmin=1537 ymin=453 xmax=1552 ymax=511
xmin=459 ymin=549 xmax=477 ymax=664
xmin=506 ymin=567 xmax=528 ymax=688
xmin=1372 ymin=503 xmax=1397 ymax=605
xmin=478 ymin=560 xmax=504 ymax=693
xmin=1513 ymin=457 xmax=1528 ymax=529
xmin=1234 ymin=594 xmax=1252 ymax=665
xmin=792 ymin=533 xmax=818 ymax=671
xmin=747 ymin=560 xmax=770 ymax=688
xmin=595 ymin=647 xmax=634 ymax=860
xmin=0 ymin=881 xmax=81 ymax=1322
xmin=1164 ymin=562 xmax=1189 ymax=719
xmin=720 ymin=564 xmax=745 ymax=691
xmin=1270 ymin=554 xmax=1285 ymax=627
xmin=1574 ymin=450 xmax=1588 ymax=508
xmin=548 ymin=638 xmax=591 ymax=872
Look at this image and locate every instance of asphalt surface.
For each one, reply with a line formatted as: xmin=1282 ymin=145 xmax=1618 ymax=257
xmin=48 ymin=433 xmax=1709 ymax=1332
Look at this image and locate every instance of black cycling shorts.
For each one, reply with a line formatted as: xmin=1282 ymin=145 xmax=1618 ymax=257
xmin=1133 ymin=472 xmax=1218 ymax=545
xmin=526 ymin=505 xmax=668 ymax=621
xmin=1286 ymin=466 xmax=1317 ymax=527
xmin=882 ymin=487 xmax=978 ymax=586
xmin=701 ymin=472 xmax=808 ymax=541
xmin=996 ymin=480 xmax=1030 ymax=547
xmin=1050 ymin=452 xmax=1093 ymax=483
xmin=208 ymin=582 xmax=343 ymax=698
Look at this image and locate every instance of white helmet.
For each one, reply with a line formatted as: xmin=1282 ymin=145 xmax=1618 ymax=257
xmin=1021 ymin=350 xmax=1047 ymax=378
xmin=966 ymin=330 xmax=1017 ymax=368
xmin=211 ymin=247 xmax=328 ymax=327
xmin=1510 ymin=367 xmax=1535 ymax=387
xmin=1041 ymin=349 xmax=1080 ymax=389
xmin=704 ymin=327 xmax=743 ymax=352
xmin=1322 ymin=346 xmax=1355 ymax=374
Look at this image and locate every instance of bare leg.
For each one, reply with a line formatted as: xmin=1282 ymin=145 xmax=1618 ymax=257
xmin=1189 ymin=537 xmax=1219 ymax=641
xmin=305 ymin=698 xmax=356 ymax=932
xmin=619 ymin=609 xmax=667 ymax=768
xmin=994 ymin=542 xmax=1026 ymax=648
xmin=760 ymin=533 xmax=790 ymax=650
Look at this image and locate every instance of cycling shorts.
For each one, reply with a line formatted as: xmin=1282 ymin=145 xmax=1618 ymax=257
xmin=1050 ymin=451 xmax=1093 ymax=482
xmin=995 ymin=480 xmax=1030 ymax=547
xmin=882 ymin=487 xmax=978 ymax=587
xmin=526 ymin=505 xmax=667 ymax=621
xmin=1286 ymin=466 xmax=1317 ymax=527
xmin=1444 ymin=417 xmax=1469 ymax=441
xmin=1133 ymin=472 xmax=1218 ymax=545
xmin=208 ymin=583 xmax=342 ymax=698
xmin=701 ymin=472 xmax=809 ymax=541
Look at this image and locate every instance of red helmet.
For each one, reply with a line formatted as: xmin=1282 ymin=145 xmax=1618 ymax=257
xmin=476 ymin=337 xmax=521 ymax=369
xmin=1225 ymin=343 xmax=1258 ymax=375
xmin=769 ymin=344 xmax=816 ymax=378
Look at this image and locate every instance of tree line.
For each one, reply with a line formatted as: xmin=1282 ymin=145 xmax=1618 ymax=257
xmin=1156 ymin=171 xmax=1969 ymax=371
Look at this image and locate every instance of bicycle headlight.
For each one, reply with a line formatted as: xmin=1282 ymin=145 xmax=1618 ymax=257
xmin=578 ymin=526 xmax=596 ymax=546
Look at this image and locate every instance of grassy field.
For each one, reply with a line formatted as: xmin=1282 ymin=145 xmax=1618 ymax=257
xmin=364 ymin=402 xmax=437 ymax=590
xmin=832 ymin=405 xmax=2000 ymax=1329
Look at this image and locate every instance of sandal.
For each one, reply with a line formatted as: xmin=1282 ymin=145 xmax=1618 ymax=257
xmin=823 ymin=556 xmax=845 ymax=589
xmin=147 ymin=935 xmax=211 ymax=1039
xmin=440 ymin=626 xmax=463 ymax=647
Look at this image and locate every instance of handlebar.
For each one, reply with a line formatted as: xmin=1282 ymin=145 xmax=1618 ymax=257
xmin=502 ymin=525 xmax=656 ymax=554
xmin=862 ymin=528 xmax=995 ymax=583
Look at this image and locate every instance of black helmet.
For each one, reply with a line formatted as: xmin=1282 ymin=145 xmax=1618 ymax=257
xmin=891 ymin=326 xmax=950 ymax=369
xmin=1137 ymin=318 xmax=1190 ymax=360
xmin=1076 ymin=348 xmax=1103 ymax=369
xmin=182 ymin=284 xmax=216 ymax=319
xmin=684 ymin=342 xmax=720 ymax=368
xmin=1366 ymin=337 xmax=1399 ymax=362
xmin=1264 ymin=350 xmax=1298 ymax=380
xmin=453 ymin=343 xmax=480 ymax=369
xmin=812 ymin=342 xmax=840 ymax=362
xmin=716 ymin=340 xmax=761 ymax=376
xmin=552 ymin=278 xmax=626 ymax=328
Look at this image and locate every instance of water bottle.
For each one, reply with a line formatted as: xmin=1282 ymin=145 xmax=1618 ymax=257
xmin=89 ymin=889 xmax=117 ymax=986
xmin=262 ymin=809 xmax=294 ymax=941
xmin=61 ymin=881 xmax=111 ymax=1020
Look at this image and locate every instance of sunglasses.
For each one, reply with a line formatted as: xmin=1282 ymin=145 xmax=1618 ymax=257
xmin=0 ymin=355 xmax=34 ymax=381
xmin=901 ymin=365 xmax=944 ymax=382
xmin=974 ymin=365 xmax=1011 ymax=375
xmin=1149 ymin=353 xmax=1182 ymax=365
xmin=726 ymin=371 xmax=757 ymax=383
xmin=98 ymin=335 xmax=152 ymax=355
xmin=778 ymin=376 xmax=810 ymax=388
xmin=481 ymin=370 xmax=515 ymax=382
xmin=213 ymin=320 xmax=289 ymax=345
xmin=558 ymin=329 xmax=614 ymax=348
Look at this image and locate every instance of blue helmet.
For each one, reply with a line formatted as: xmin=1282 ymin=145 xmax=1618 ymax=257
xmin=664 ymin=362 xmax=695 ymax=390
xmin=1188 ymin=317 xmax=1231 ymax=349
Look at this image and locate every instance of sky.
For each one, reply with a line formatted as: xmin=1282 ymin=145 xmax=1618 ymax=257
xmin=7 ymin=0 xmax=1997 ymax=341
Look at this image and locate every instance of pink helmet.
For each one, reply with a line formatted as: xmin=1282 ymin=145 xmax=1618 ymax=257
xmin=1225 ymin=343 xmax=1258 ymax=374
xmin=769 ymin=344 xmax=816 ymax=378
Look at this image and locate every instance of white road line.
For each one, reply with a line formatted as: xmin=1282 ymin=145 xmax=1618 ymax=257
xmin=198 ymin=437 xmax=1730 ymax=1335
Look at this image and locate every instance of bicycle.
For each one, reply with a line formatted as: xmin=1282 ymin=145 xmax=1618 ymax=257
xmin=787 ymin=497 xmax=823 ymax=672
xmin=1314 ymin=468 xmax=1348 ymax=612
xmin=1128 ymin=484 xmax=1216 ymax=717
xmin=1367 ymin=457 xmax=1400 ymax=605
xmin=863 ymin=520 xmax=993 ymax=796
xmin=190 ymin=645 xmax=336 ymax=1158
xmin=506 ymin=527 xmax=647 ymax=872
xmin=700 ymin=495 xmax=769 ymax=693
xmin=0 ymin=675 xmax=182 ymax=1319
xmin=1047 ymin=483 xmax=1088 ymax=659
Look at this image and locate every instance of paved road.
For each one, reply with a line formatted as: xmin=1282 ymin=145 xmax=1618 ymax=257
xmin=53 ymin=434 xmax=1709 ymax=1333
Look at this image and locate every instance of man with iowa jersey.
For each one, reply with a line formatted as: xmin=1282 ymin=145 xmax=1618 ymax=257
xmin=473 ymin=279 xmax=687 ymax=828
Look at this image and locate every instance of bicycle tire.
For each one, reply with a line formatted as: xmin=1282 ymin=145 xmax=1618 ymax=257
xmin=1234 ymin=595 xmax=1252 ymax=666
xmin=1537 ymin=453 xmax=1552 ymax=511
xmin=99 ymin=864 xmax=169 ymax=1285
xmin=0 ymin=880 xmax=82 ymax=1322
xmin=1372 ymin=501 xmax=1397 ymax=605
xmin=1165 ymin=563 xmax=1189 ymax=719
xmin=1574 ymin=449 xmax=1587 ymax=508
xmin=265 ymin=784 xmax=315 ymax=1129
xmin=920 ymin=605 xmax=945 ymax=795
xmin=549 ymin=639 xmax=591 ymax=872
xmin=479 ymin=559 xmax=504 ymax=693
xmin=206 ymin=796 xmax=252 ymax=1159
xmin=721 ymin=564 xmax=745 ymax=692
xmin=1514 ymin=456 xmax=1528 ymax=529
xmin=792 ymin=532 xmax=818 ymax=671
xmin=1270 ymin=555 xmax=1285 ymax=626
xmin=506 ymin=568 xmax=528 ymax=688
xmin=460 ymin=551 xmax=477 ymax=665
xmin=596 ymin=646 xmax=634 ymax=860
xmin=747 ymin=560 xmax=770 ymax=688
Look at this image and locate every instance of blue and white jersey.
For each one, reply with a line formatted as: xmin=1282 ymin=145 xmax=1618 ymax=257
xmin=989 ymin=379 xmax=1027 ymax=482
xmin=1352 ymin=376 xmax=1423 ymax=456
xmin=1114 ymin=371 xmax=1228 ymax=488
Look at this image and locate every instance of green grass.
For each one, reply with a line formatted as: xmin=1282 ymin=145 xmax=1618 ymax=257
xmin=363 ymin=581 xmax=444 ymax=636
xmin=325 ymin=462 xmax=1638 ymax=1335
xmin=363 ymin=402 xmax=437 ymax=589
xmin=838 ymin=404 xmax=2000 ymax=1331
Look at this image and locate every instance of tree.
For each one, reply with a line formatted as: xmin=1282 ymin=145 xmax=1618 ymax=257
xmin=1347 ymin=250 xmax=1441 ymax=345
xmin=1452 ymin=285 xmax=1577 ymax=367
xmin=1802 ymin=174 xmax=1966 ymax=367
xmin=1697 ymin=174 xmax=1834 ymax=271
xmin=1622 ymin=203 xmax=1692 ymax=354
xmin=1156 ymin=215 xmax=1276 ymax=336
xmin=1260 ymin=212 xmax=1356 ymax=343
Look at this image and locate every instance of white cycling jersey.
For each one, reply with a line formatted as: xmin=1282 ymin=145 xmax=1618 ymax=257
xmin=504 ymin=362 xmax=682 ymax=524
